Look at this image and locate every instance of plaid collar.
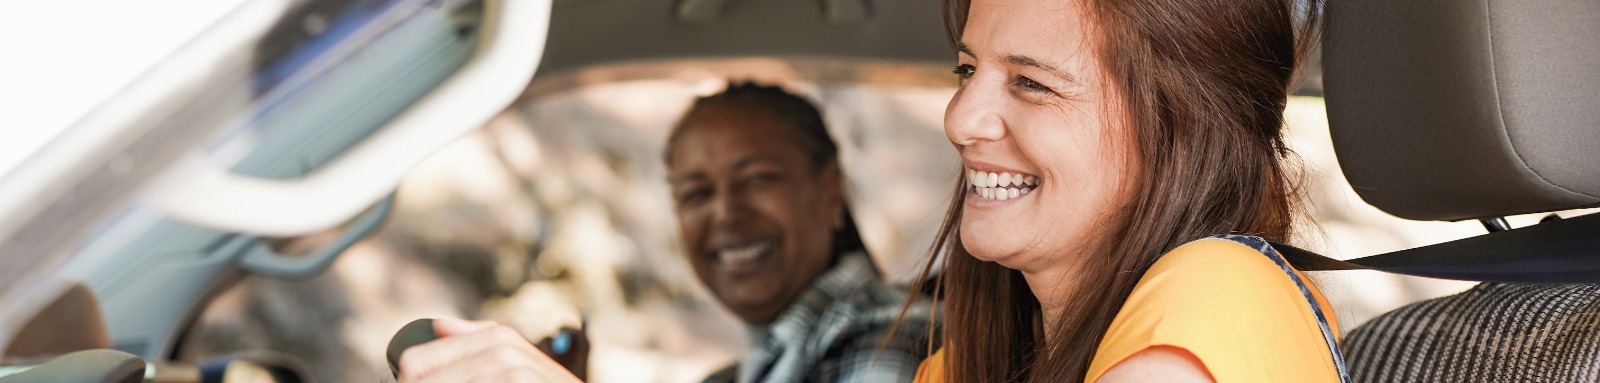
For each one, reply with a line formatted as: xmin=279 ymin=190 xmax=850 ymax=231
xmin=736 ymin=251 xmax=882 ymax=382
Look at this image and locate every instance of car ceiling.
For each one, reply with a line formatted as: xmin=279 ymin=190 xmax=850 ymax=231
xmin=536 ymin=0 xmax=955 ymax=77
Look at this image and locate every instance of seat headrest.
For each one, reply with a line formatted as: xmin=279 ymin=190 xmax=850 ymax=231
xmin=1322 ymin=0 xmax=1600 ymax=221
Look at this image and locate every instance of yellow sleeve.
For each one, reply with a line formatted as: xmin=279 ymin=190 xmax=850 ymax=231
xmin=913 ymin=348 xmax=945 ymax=383
xmin=1085 ymin=238 xmax=1342 ymax=383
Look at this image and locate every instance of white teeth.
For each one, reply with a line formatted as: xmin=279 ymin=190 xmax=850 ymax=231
xmin=975 ymin=186 xmax=1032 ymax=201
xmin=965 ymin=168 xmax=1041 ymax=201
xmin=718 ymin=242 xmax=771 ymax=265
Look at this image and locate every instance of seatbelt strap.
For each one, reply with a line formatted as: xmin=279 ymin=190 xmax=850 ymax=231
xmin=1271 ymin=212 xmax=1600 ymax=283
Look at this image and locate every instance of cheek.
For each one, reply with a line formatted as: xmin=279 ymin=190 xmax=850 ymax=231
xmin=1020 ymin=113 xmax=1135 ymax=223
xmin=675 ymin=208 xmax=708 ymax=247
xmin=784 ymin=200 xmax=825 ymax=241
xmin=758 ymin=190 xmax=832 ymax=253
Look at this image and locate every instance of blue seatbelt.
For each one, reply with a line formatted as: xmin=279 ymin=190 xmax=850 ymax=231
xmin=1272 ymin=213 xmax=1600 ymax=283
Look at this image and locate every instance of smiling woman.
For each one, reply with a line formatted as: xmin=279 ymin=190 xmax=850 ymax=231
xmin=395 ymin=82 xmax=937 ymax=383
xmin=664 ymin=82 xmax=856 ymax=324
xmin=663 ymin=82 xmax=931 ymax=383
xmin=910 ymin=0 xmax=1339 ymax=382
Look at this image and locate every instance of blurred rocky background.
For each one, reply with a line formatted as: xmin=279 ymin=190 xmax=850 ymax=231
xmin=174 ymin=60 xmax=1595 ymax=383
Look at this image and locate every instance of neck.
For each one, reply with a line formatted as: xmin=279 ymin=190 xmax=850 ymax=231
xmin=1021 ymin=264 xmax=1077 ymax=341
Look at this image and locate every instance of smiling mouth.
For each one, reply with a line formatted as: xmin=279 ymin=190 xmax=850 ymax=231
xmin=967 ymin=168 xmax=1040 ymax=201
xmin=713 ymin=240 xmax=775 ymax=272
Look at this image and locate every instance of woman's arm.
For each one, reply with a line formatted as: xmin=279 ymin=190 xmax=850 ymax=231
xmin=1095 ymin=346 xmax=1213 ymax=383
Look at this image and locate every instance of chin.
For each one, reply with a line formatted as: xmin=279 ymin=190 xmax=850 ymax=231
xmin=959 ymin=223 xmax=1024 ymax=264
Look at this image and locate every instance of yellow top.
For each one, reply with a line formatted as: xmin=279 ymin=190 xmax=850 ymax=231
xmin=914 ymin=237 xmax=1343 ymax=383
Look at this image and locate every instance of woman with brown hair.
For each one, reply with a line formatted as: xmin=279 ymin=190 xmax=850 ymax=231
xmin=909 ymin=0 xmax=1342 ymax=382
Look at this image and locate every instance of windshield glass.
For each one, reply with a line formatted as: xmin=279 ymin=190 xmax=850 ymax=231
xmin=0 ymin=0 xmax=245 ymax=176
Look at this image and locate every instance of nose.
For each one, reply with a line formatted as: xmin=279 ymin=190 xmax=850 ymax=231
xmin=709 ymin=186 xmax=744 ymax=228
xmin=944 ymin=83 xmax=1007 ymax=146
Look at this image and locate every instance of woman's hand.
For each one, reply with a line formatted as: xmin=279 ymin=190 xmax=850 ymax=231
xmin=397 ymin=318 xmax=583 ymax=383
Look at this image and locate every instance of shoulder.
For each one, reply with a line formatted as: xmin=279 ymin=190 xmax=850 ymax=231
xmin=812 ymin=276 xmax=931 ymax=355
xmin=811 ymin=254 xmax=932 ymax=340
xmin=1087 ymin=236 xmax=1343 ymax=382
xmin=1112 ymin=236 xmax=1323 ymax=346
xmin=806 ymin=256 xmax=934 ymax=381
xmin=1138 ymin=236 xmax=1298 ymax=300
xmin=912 ymin=348 xmax=946 ymax=383
xmin=809 ymin=290 xmax=932 ymax=382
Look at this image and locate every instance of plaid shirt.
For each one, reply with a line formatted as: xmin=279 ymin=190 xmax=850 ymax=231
xmin=703 ymin=252 xmax=935 ymax=383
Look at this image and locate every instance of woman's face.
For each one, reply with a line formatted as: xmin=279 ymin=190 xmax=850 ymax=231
xmin=945 ymin=0 xmax=1136 ymax=274
xmin=667 ymin=104 xmax=843 ymax=325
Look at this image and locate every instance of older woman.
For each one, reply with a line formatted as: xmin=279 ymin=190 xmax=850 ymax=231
xmin=910 ymin=0 xmax=1341 ymax=382
xmin=395 ymin=83 xmax=933 ymax=383
xmin=665 ymin=82 xmax=931 ymax=382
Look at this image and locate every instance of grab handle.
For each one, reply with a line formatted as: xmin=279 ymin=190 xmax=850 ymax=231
xmin=238 ymin=194 xmax=394 ymax=279
xmin=157 ymin=0 xmax=550 ymax=236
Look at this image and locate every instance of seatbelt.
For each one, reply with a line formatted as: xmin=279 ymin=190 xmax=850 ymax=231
xmin=1271 ymin=212 xmax=1600 ymax=283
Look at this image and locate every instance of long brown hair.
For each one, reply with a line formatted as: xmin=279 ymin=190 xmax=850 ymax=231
xmin=912 ymin=0 xmax=1323 ymax=381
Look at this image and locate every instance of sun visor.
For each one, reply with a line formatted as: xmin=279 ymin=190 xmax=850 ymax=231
xmin=1323 ymin=0 xmax=1600 ymax=221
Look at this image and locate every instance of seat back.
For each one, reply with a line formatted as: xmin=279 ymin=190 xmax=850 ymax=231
xmin=1323 ymin=1 xmax=1600 ymax=380
xmin=1323 ymin=0 xmax=1600 ymax=222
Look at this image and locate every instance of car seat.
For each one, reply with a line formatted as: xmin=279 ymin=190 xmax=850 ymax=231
xmin=1311 ymin=0 xmax=1600 ymax=381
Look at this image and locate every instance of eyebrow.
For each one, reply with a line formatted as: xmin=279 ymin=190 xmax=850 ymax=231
xmin=957 ymin=41 xmax=976 ymax=57
xmin=733 ymin=156 xmax=773 ymax=171
xmin=956 ymin=41 xmax=1079 ymax=84
xmin=669 ymin=171 xmax=705 ymax=185
xmin=1006 ymin=55 xmax=1078 ymax=84
xmin=667 ymin=156 xmax=776 ymax=184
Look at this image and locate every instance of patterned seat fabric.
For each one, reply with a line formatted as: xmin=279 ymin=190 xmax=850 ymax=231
xmin=1342 ymin=283 xmax=1600 ymax=382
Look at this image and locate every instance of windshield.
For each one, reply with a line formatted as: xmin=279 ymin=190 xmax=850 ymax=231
xmin=0 ymin=0 xmax=245 ymax=177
